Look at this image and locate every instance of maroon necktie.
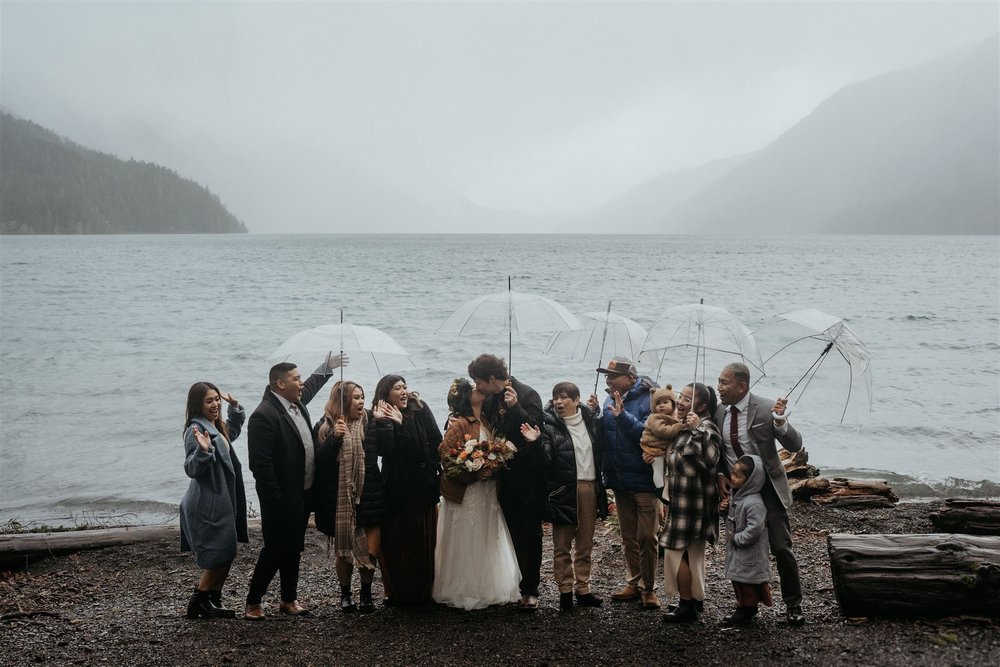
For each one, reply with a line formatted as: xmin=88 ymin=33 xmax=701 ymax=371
xmin=729 ymin=405 xmax=745 ymax=457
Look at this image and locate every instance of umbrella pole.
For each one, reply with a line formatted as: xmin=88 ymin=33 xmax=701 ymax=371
xmin=691 ymin=322 xmax=703 ymax=397
xmin=693 ymin=299 xmax=704 ymax=394
xmin=340 ymin=308 xmax=344 ymax=383
xmin=594 ymin=300 xmax=612 ymax=396
xmin=507 ymin=276 xmax=513 ymax=373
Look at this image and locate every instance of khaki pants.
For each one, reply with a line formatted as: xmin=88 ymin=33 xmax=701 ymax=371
xmin=552 ymin=481 xmax=597 ymax=594
xmin=615 ymin=490 xmax=659 ymax=592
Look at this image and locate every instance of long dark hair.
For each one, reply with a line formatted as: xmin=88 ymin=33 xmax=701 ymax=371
xmin=686 ymin=382 xmax=718 ymax=419
xmin=185 ymin=381 xmax=230 ymax=443
xmin=373 ymin=374 xmax=424 ymax=416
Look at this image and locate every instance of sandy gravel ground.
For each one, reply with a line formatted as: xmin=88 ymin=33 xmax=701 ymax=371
xmin=2 ymin=502 xmax=997 ymax=666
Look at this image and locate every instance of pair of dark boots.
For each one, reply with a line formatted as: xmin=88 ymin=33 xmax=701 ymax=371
xmin=186 ymin=588 xmax=235 ymax=619
xmin=661 ymin=598 xmax=701 ymax=623
xmin=341 ymin=581 xmax=375 ymax=614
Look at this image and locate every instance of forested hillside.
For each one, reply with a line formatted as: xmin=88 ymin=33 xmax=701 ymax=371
xmin=0 ymin=112 xmax=247 ymax=234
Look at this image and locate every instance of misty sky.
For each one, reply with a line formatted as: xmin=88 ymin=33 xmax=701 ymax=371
xmin=2 ymin=1 xmax=998 ymax=232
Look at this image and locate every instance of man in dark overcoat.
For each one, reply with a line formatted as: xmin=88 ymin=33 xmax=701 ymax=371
xmin=243 ymin=354 xmax=343 ymax=619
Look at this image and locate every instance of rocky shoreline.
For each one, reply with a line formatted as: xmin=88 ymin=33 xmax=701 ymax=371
xmin=2 ymin=502 xmax=997 ymax=666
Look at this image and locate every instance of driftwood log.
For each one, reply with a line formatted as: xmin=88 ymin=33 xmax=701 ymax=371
xmin=778 ymin=448 xmax=898 ymax=508
xmin=811 ymin=478 xmax=899 ymax=508
xmin=780 ymin=448 xmax=820 ymax=479
xmin=0 ymin=525 xmax=180 ymax=571
xmin=789 ymin=476 xmax=831 ymax=498
xmin=828 ymin=533 xmax=1000 ymax=618
xmin=929 ymin=499 xmax=1000 ymax=535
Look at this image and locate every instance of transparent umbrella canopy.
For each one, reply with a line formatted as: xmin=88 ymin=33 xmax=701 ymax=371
xmin=752 ymin=308 xmax=872 ymax=423
xmin=266 ymin=322 xmax=416 ymax=381
xmin=641 ymin=302 xmax=765 ymax=385
xmin=436 ymin=277 xmax=580 ymax=373
xmin=544 ymin=304 xmax=659 ymax=393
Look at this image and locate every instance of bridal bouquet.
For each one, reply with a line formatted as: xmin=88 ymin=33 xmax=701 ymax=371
xmin=443 ymin=434 xmax=517 ymax=477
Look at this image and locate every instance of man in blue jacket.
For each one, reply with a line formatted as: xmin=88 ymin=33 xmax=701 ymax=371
xmin=587 ymin=356 xmax=660 ymax=609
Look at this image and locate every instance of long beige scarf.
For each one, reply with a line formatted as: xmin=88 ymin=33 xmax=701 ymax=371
xmin=334 ymin=418 xmax=371 ymax=568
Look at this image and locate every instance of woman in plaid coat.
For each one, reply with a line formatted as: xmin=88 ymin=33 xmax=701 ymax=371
xmin=656 ymin=382 xmax=721 ymax=623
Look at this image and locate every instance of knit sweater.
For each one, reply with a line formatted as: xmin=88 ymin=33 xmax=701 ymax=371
xmin=563 ymin=409 xmax=596 ymax=481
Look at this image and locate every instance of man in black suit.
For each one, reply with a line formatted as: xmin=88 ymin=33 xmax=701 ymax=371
xmin=716 ymin=361 xmax=806 ymax=626
xmin=243 ymin=353 xmax=344 ymax=620
xmin=468 ymin=353 xmax=545 ymax=611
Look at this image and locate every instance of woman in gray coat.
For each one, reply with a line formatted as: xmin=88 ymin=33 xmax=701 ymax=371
xmin=180 ymin=381 xmax=248 ymax=619
xmin=722 ymin=454 xmax=773 ymax=626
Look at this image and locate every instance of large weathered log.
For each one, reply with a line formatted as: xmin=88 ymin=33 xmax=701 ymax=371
xmin=827 ymin=533 xmax=1000 ymax=618
xmin=790 ymin=476 xmax=831 ymax=499
xmin=929 ymin=499 xmax=1000 ymax=536
xmin=812 ymin=494 xmax=896 ymax=509
xmin=780 ymin=448 xmax=820 ymax=478
xmin=0 ymin=525 xmax=180 ymax=571
xmin=810 ymin=477 xmax=899 ymax=508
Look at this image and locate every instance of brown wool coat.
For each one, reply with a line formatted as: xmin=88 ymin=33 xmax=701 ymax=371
xmin=438 ymin=415 xmax=482 ymax=504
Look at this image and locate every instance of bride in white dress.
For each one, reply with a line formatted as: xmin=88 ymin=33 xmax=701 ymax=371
xmin=432 ymin=379 xmax=520 ymax=610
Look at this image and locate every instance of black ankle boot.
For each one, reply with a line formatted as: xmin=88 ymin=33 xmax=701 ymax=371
xmin=661 ymin=598 xmax=698 ymax=623
xmin=559 ymin=592 xmax=574 ymax=611
xmin=207 ymin=590 xmax=236 ymax=619
xmin=358 ymin=582 xmax=374 ymax=614
xmin=186 ymin=588 xmax=223 ymax=619
xmin=340 ymin=585 xmax=356 ymax=614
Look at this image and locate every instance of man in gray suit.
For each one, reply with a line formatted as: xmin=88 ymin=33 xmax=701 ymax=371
xmin=716 ymin=361 xmax=806 ymax=626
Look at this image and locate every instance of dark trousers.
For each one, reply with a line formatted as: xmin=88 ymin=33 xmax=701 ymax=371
xmin=246 ymin=546 xmax=302 ymax=604
xmin=761 ymin=482 xmax=802 ymax=607
xmin=245 ymin=488 xmax=313 ymax=605
xmin=501 ymin=499 xmax=543 ymax=597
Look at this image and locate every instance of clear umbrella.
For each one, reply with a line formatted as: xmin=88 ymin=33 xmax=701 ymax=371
xmin=267 ymin=313 xmax=415 ymax=382
xmin=436 ymin=277 xmax=580 ymax=373
xmin=641 ymin=301 xmax=765 ymax=386
xmin=752 ymin=308 xmax=872 ymax=423
xmin=544 ymin=301 xmax=659 ymax=393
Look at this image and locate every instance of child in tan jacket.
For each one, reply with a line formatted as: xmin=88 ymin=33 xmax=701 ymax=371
xmin=640 ymin=385 xmax=684 ymax=496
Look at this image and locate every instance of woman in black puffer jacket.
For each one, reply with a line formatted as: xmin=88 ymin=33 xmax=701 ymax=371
xmin=539 ymin=382 xmax=608 ymax=611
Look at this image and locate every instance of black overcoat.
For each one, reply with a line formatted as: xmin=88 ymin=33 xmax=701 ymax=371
xmin=380 ymin=401 xmax=442 ymax=510
xmin=247 ymin=371 xmax=330 ymax=554
xmin=481 ymin=376 xmax=546 ymax=512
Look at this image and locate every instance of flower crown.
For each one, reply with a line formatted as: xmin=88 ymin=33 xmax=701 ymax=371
xmin=448 ymin=377 xmax=468 ymax=397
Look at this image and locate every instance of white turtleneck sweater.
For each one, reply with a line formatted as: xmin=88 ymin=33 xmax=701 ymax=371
xmin=563 ymin=409 xmax=596 ymax=481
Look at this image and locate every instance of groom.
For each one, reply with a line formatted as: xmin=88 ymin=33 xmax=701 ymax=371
xmin=468 ymin=353 xmax=545 ymax=611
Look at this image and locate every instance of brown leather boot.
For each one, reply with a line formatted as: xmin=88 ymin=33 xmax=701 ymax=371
xmin=610 ymin=585 xmax=640 ymax=601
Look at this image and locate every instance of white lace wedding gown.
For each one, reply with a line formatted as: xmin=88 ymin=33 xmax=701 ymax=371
xmin=432 ymin=475 xmax=521 ymax=610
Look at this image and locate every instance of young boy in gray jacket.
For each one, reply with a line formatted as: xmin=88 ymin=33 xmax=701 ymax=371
xmin=723 ymin=454 xmax=773 ymax=625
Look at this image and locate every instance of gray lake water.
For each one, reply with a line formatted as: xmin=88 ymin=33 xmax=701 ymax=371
xmin=1 ymin=234 xmax=998 ymax=526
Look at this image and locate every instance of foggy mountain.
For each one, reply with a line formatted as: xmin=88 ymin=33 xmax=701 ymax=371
xmin=568 ymin=154 xmax=751 ymax=233
xmin=0 ymin=112 xmax=247 ymax=234
xmin=654 ymin=35 xmax=999 ymax=234
xmin=79 ymin=117 xmax=547 ymax=234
